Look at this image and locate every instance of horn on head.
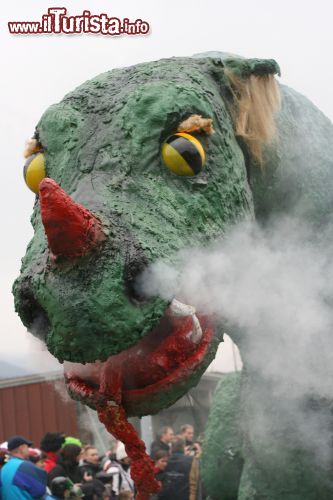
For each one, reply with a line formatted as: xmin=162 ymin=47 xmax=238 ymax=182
xmin=39 ymin=178 xmax=104 ymax=259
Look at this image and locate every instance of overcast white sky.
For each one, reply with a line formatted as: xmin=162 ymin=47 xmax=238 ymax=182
xmin=1 ymin=0 xmax=333 ymax=371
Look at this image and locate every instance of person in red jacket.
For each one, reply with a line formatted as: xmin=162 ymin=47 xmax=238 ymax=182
xmin=40 ymin=433 xmax=66 ymax=473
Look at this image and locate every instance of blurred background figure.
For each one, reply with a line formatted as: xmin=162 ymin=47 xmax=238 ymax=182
xmin=35 ymin=452 xmax=48 ymax=470
xmin=63 ymin=437 xmax=82 ymax=448
xmin=46 ymin=476 xmax=83 ymax=499
xmin=179 ymin=426 xmax=202 ymax=458
xmin=150 ymin=450 xmax=169 ymax=500
xmin=47 ymin=442 xmax=106 ymax=500
xmin=180 ymin=425 xmax=194 ymax=447
xmin=28 ymin=447 xmax=49 ymax=470
xmin=27 ymin=446 xmax=41 ymax=463
xmin=80 ymin=445 xmax=102 ymax=476
xmin=40 ymin=432 xmax=66 ymax=473
xmin=150 ymin=427 xmax=174 ymax=459
xmin=0 ymin=444 xmax=8 ymax=470
xmin=79 ymin=445 xmax=106 ymax=500
xmin=105 ymin=441 xmax=134 ymax=498
xmin=47 ymin=443 xmax=82 ymax=486
xmin=158 ymin=436 xmax=202 ymax=500
xmin=154 ymin=450 xmax=169 ymax=480
xmin=101 ymin=439 xmax=118 ymax=470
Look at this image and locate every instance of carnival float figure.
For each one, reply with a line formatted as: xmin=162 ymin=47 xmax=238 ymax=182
xmin=14 ymin=53 xmax=333 ymax=499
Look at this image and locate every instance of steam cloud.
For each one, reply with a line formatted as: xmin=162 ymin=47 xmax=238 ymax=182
xmin=137 ymin=216 xmax=333 ymax=470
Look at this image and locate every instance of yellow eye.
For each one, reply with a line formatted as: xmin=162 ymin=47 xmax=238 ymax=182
xmin=23 ymin=153 xmax=46 ymax=193
xmin=161 ymin=132 xmax=206 ymax=176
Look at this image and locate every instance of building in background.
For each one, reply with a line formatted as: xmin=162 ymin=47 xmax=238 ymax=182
xmin=0 ymin=336 xmax=241 ymax=450
xmin=0 ymin=372 xmax=77 ymax=446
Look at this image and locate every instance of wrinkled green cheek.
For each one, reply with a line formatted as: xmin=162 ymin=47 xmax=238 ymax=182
xmin=33 ymin=252 xmax=168 ymax=363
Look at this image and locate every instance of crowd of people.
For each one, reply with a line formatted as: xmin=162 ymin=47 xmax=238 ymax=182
xmin=149 ymin=425 xmax=203 ymax=500
xmin=0 ymin=424 xmax=203 ymax=499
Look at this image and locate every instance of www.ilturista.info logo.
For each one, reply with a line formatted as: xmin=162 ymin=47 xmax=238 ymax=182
xmin=8 ymin=8 xmax=150 ymax=35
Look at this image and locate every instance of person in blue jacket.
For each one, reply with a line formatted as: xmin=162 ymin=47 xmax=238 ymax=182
xmin=0 ymin=435 xmax=47 ymax=499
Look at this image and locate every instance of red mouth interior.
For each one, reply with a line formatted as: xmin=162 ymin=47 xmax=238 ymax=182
xmin=64 ymin=307 xmax=213 ymax=407
xmin=64 ymin=306 xmax=214 ymax=500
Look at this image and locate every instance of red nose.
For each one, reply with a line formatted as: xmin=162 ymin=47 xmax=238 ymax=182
xmin=39 ymin=178 xmax=104 ymax=259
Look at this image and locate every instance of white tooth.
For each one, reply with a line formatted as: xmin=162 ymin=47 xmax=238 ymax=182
xmin=170 ymin=298 xmax=203 ymax=344
xmin=170 ymin=298 xmax=196 ymax=317
xmin=187 ymin=314 xmax=203 ymax=344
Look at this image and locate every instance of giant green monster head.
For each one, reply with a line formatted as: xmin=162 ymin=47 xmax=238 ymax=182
xmin=13 ymin=55 xmax=279 ymax=417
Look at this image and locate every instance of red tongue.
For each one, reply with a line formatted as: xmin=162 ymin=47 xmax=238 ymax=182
xmin=65 ymin=314 xmax=207 ymax=498
xmin=97 ymin=404 xmax=160 ymax=500
xmin=69 ymin=316 xmax=197 ymax=499
xmin=94 ymin=319 xmax=194 ymax=498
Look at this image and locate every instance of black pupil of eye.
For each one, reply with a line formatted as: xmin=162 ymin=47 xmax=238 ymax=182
xmin=167 ymin=135 xmax=203 ymax=175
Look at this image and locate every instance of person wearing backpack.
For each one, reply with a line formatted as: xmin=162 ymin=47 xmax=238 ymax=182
xmin=158 ymin=436 xmax=202 ymax=500
xmin=104 ymin=442 xmax=134 ymax=498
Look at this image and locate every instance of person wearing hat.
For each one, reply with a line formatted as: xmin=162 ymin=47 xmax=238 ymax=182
xmin=0 ymin=435 xmax=47 ymax=499
xmin=104 ymin=442 xmax=134 ymax=498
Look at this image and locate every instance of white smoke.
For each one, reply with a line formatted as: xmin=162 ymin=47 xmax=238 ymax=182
xmin=137 ymin=216 xmax=333 ymax=469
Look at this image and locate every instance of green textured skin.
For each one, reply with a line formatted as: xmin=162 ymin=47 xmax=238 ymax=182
xmin=13 ymin=57 xmax=252 ymax=397
xmin=14 ymin=53 xmax=333 ymax=497
xmin=202 ymin=372 xmax=243 ymax=500
xmin=200 ymin=56 xmax=333 ymax=499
